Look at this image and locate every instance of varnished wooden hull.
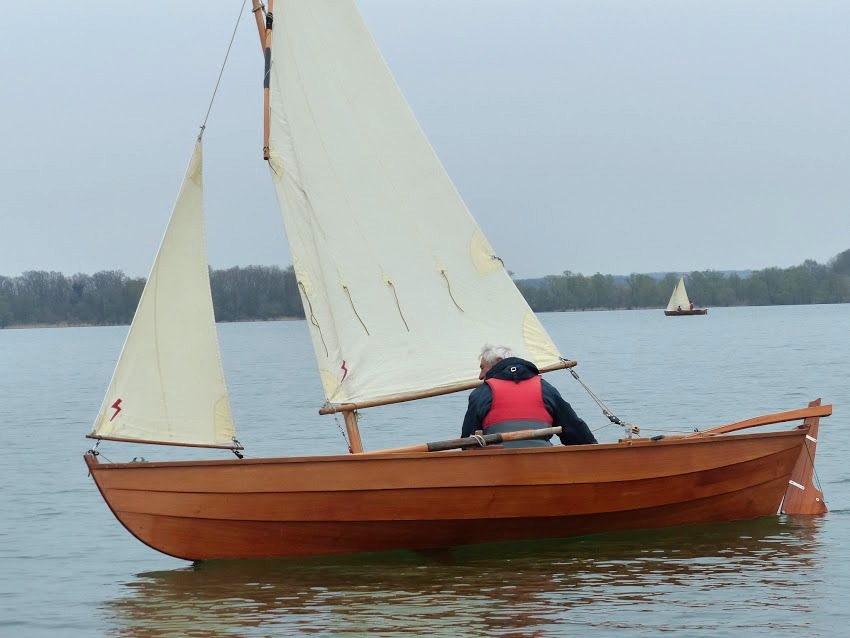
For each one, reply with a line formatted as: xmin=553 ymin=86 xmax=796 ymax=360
xmin=664 ymin=309 xmax=708 ymax=316
xmin=86 ymin=426 xmax=816 ymax=561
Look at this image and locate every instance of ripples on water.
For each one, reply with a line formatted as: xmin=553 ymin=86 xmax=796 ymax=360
xmin=104 ymin=518 xmax=831 ymax=637
xmin=2 ymin=305 xmax=849 ymax=636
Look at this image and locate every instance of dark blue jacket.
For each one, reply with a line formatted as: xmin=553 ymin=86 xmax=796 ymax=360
xmin=461 ymin=357 xmax=598 ymax=445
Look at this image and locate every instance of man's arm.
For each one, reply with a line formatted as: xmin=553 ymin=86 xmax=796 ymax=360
xmin=461 ymin=384 xmax=493 ymax=438
xmin=540 ymin=379 xmax=598 ymax=445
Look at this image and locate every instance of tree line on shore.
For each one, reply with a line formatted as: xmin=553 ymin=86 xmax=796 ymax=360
xmin=517 ymin=248 xmax=850 ymax=312
xmin=0 ymin=266 xmax=304 ymax=328
xmin=1 ymin=249 xmax=848 ymax=329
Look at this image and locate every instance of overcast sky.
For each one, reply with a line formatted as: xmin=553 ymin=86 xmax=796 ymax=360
xmin=1 ymin=1 xmax=847 ymax=279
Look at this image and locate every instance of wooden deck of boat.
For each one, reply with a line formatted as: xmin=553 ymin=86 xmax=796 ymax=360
xmin=86 ymin=428 xmax=810 ymax=560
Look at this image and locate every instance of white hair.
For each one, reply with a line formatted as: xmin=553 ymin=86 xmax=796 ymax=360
xmin=480 ymin=343 xmax=513 ymax=365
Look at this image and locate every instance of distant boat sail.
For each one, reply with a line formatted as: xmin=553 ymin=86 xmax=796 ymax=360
xmin=664 ymin=276 xmax=708 ymax=316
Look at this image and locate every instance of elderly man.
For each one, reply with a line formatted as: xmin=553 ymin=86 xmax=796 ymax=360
xmin=462 ymin=344 xmax=597 ymax=448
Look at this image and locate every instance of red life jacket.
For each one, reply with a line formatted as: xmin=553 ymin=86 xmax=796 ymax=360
xmin=482 ymin=376 xmax=553 ymax=429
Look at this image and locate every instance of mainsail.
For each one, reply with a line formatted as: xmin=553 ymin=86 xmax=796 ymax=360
xmin=91 ymin=141 xmax=236 ymax=447
xmin=666 ymin=276 xmax=692 ymax=312
xmin=267 ymin=0 xmax=562 ymax=405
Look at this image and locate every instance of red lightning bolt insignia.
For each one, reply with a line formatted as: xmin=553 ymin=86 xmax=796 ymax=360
xmin=110 ymin=399 xmax=122 ymax=422
xmin=341 ymin=360 xmax=348 ymax=382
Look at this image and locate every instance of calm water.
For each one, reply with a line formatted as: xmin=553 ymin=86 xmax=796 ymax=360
xmin=1 ymin=305 xmax=848 ymax=636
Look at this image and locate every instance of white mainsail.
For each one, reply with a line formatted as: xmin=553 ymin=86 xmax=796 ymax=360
xmin=91 ymin=141 xmax=236 ymax=447
xmin=267 ymin=0 xmax=562 ymax=405
xmin=666 ymin=276 xmax=692 ymax=312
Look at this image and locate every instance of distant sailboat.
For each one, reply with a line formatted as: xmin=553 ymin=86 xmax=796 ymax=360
xmin=665 ymin=276 xmax=708 ymax=316
xmin=83 ymin=1 xmax=828 ymax=561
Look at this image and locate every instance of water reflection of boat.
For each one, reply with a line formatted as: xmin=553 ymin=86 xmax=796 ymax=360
xmin=103 ymin=518 xmax=823 ymax=637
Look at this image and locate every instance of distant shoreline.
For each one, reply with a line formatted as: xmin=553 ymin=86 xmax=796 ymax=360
xmin=3 ymin=255 xmax=848 ymax=329
xmin=1 ymin=316 xmax=304 ymax=331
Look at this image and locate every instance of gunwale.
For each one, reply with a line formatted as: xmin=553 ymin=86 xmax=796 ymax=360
xmin=86 ymin=426 xmax=806 ymax=471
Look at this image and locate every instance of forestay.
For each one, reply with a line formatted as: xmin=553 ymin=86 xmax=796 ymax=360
xmin=666 ymin=276 xmax=692 ymax=311
xmin=91 ymin=142 xmax=236 ymax=447
xmin=267 ymin=0 xmax=562 ymax=405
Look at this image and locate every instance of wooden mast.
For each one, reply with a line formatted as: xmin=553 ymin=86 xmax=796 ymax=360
xmin=249 ymin=0 xmax=362 ymax=450
xmin=344 ymin=412 xmax=364 ymax=454
xmin=262 ymin=0 xmax=274 ymax=160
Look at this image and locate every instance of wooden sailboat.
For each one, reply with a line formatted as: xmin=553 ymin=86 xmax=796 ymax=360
xmin=665 ymin=275 xmax=708 ymax=316
xmin=85 ymin=1 xmax=829 ymax=561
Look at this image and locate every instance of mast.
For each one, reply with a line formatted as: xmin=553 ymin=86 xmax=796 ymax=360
xmin=253 ymin=0 xmax=363 ymax=450
xmin=262 ymin=0 xmax=274 ymax=160
xmin=343 ymin=412 xmax=364 ymax=453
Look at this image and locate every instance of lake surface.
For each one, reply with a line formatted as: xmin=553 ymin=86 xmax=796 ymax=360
xmin=1 ymin=304 xmax=848 ymax=636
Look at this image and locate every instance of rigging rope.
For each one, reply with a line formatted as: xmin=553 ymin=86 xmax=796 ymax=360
xmin=564 ymin=361 xmax=640 ymax=436
xmin=324 ymin=401 xmax=353 ymax=453
xmin=805 ymin=441 xmax=826 ymax=502
xmin=199 ymin=0 xmax=249 ymax=139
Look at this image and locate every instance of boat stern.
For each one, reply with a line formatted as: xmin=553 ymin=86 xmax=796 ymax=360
xmin=781 ymin=399 xmax=828 ymax=515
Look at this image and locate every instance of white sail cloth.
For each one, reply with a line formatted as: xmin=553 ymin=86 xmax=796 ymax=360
xmin=666 ymin=276 xmax=692 ymax=311
xmin=92 ymin=142 xmax=236 ymax=447
xmin=267 ymin=0 xmax=562 ymax=405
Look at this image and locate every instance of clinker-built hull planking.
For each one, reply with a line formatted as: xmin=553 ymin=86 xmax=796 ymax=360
xmin=86 ymin=427 xmax=813 ymax=561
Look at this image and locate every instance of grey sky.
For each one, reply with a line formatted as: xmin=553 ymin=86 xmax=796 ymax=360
xmin=1 ymin=1 xmax=847 ymax=279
